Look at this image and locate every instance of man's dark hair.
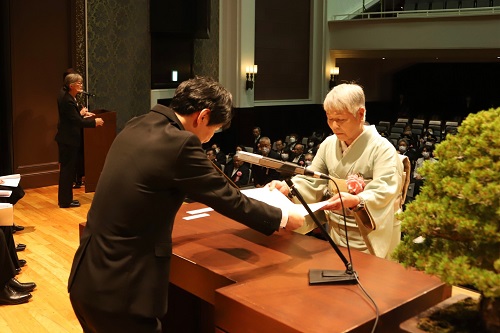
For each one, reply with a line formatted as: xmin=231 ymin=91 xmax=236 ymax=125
xmin=170 ymin=76 xmax=233 ymax=129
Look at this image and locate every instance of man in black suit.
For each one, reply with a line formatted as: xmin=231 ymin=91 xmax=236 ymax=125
xmin=68 ymin=77 xmax=304 ymax=332
xmin=253 ymin=136 xmax=282 ymax=187
xmin=224 ymin=154 xmax=251 ymax=187
xmin=55 ymin=73 xmax=104 ymax=208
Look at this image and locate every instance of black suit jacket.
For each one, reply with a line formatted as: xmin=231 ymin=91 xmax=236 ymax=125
xmin=252 ymin=150 xmax=282 ymax=186
xmin=224 ymin=162 xmax=250 ymax=187
xmin=68 ymin=105 xmax=282 ymax=318
xmin=55 ymin=91 xmax=95 ymax=147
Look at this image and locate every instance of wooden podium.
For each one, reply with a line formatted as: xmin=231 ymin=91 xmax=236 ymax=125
xmin=83 ymin=109 xmax=116 ymax=192
xmin=166 ymin=203 xmax=451 ymax=333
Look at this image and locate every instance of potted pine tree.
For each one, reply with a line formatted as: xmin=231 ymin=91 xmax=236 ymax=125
xmin=393 ymin=108 xmax=500 ymax=332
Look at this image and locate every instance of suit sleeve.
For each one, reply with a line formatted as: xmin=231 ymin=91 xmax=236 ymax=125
xmin=62 ymin=98 xmax=96 ymax=129
xmin=173 ymin=135 xmax=282 ymax=235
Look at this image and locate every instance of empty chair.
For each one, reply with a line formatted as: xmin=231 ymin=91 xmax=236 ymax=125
xmin=404 ymin=0 xmax=418 ymax=10
xmin=446 ymin=0 xmax=460 ymax=8
xmin=412 ymin=118 xmax=425 ymax=125
xmin=376 ymin=125 xmax=388 ymax=133
xmin=428 ymin=120 xmax=442 ymax=126
xmin=476 ymin=0 xmax=491 ymax=7
xmin=431 ymin=1 xmax=446 ymax=9
xmin=397 ymin=118 xmax=409 ymax=123
xmin=378 ymin=121 xmax=391 ymax=131
xmin=412 ymin=123 xmax=424 ymax=130
xmin=445 ymin=121 xmax=459 ymax=127
xmin=412 ymin=128 xmax=423 ymax=136
xmin=391 ymin=127 xmax=404 ymax=134
xmin=302 ymin=137 xmax=308 ymax=145
xmin=461 ymin=0 xmax=475 ymax=8
xmin=416 ymin=0 xmax=431 ymax=10
xmin=428 ymin=124 xmax=442 ymax=132
xmin=393 ymin=122 xmax=407 ymax=128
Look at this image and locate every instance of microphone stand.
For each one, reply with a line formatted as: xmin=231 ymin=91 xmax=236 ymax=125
xmin=284 ymin=177 xmax=357 ymax=285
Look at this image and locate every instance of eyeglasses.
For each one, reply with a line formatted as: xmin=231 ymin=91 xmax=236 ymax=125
xmin=73 ymin=82 xmax=83 ymax=86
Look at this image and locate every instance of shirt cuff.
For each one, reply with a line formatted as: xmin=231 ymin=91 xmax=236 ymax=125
xmin=279 ymin=208 xmax=288 ymax=229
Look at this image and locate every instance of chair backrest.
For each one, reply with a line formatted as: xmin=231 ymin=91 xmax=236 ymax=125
xmin=461 ymin=0 xmax=475 ymax=8
xmin=428 ymin=120 xmax=442 ymax=126
xmin=445 ymin=121 xmax=458 ymax=127
xmin=412 ymin=123 xmax=424 ymax=130
xmin=446 ymin=0 xmax=460 ymax=8
xmin=476 ymin=0 xmax=491 ymax=7
xmin=397 ymin=118 xmax=409 ymax=124
xmin=391 ymin=127 xmax=404 ymax=134
xmin=378 ymin=121 xmax=391 ymax=130
xmin=392 ymin=122 xmax=407 ymax=128
xmin=245 ymin=146 xmax=254 ymax=153
xmin=412 ymin=118 xmax=425 ymax=125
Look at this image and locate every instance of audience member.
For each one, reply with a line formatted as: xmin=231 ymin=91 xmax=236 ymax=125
xmin=273 ymin=139 xmax=286 ymax=160
xmin=206 ymin=148 xmax=222 ymax=170
xmin=396 ymin=138 xmax=418 ymax=174
xmin=290 ymin=143 xmax=306 ymax=166
xmin=211 ymin=143 xmax=227 ymax=165
xmin=285 ymin=133 xmax=300 ymax=152
xmin=252 ymin=127 xmax=261 ymax=153
xmin=224 ymin=155 xmax=250 ymax=187
xmin=270 ymin=83 xmax=403 ymax=259
xmin=304 ymin=153 xmax=314 ymax=167
xmin=413 ymin=146 xmax=437 ymax=197
xmin=0 ymin=228 xmax=36 ymax=305
xmin=253 ymin=137 xmax=281 ymax=187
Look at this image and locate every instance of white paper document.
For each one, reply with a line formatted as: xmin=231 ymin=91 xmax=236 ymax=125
xmin=241 ymin=186 xmax=328 ymax=217
xmin=0 ymin=190 xmax=12 ymax=198
xmin=0 ymin=174 xmax=21 ymax=187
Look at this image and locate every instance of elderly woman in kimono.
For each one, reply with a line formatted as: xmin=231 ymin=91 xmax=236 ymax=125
xmin=271 ymin=83 xmax=403 ymax=259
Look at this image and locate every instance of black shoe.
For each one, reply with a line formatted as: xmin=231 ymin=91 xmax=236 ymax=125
xmin=59 ymin=201 xmax=80 ymax=208
xmin=15 ymin=268 xmax=21 ymax=275
xmin=73 ymin=182 xmax=82 ymax=189
xmin=8 ymin=278 xmax=36 ymax=293
xmin=0 ymin=285 xmax=32 ymax=305
xmin=13 ymin=225 xmax=25 ymax=232
xmin=16 ymin=243 xmax=26 ymax=252
xmin=18 ymin=259 xmax=26 ymax=267
xmin=72 ymin=200 xmax=80 ymax=204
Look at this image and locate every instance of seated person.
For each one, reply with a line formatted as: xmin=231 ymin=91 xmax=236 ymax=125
xmin=211 ymin=143 xmax=227 ymax=165
xmin=206 ymin=148 xmax=222 ymax=170
xmin=396 ymin=138 xmax=417 ymax=174
xmin=273 ymin=139 xmax=286 ymax=160
xmin=285 ymin=133 xmax=300 ymax=153
xmin=224 ymin=155 xmax=250 ymax=187
xmin=290 ymin=143 xmax=306 ymax=166
xmin=413 ymin=146 xmax=437 ymax=197
xmin=304 ymin=153 xmax=314 ymax=167
xmin=253 ymin=137 xmax=281 ymax=187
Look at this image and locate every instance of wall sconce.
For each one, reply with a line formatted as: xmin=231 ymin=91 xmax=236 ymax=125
xmin=245 ymin=65 xmax=258 ymax=90
xmin=329 ymin=67 xmax=339 ymax=90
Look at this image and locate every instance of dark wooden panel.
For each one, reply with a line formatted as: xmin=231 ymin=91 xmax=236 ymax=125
xmin=10 ymin=0 xmax=74 ymax=188
xmin=255 ymin=0 xmax=310 ymax=100
xmin=83 ymin=110 xmax=116 ymax=193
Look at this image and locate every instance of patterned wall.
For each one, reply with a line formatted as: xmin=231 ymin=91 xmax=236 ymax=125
xmin=193 ymin=0 xmax=219 ymax=80
xmin=87 ymin=0 xmax=151 ymax=131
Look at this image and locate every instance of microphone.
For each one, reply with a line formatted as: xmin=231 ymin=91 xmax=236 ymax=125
xmin=236 ymin=151 xmax=330 ymax=180
xmin=81 ymin=91 xmax=95 ymax=97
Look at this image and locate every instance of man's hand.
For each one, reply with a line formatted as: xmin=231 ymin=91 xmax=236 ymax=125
xmin=284 ymin=207 xmax=304 ymax=231
xmin=321 ymin=192 xmax=360 ymax=211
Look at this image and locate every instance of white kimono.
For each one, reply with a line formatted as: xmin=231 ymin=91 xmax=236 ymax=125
xmin=292 ymin=125 xmax=403 ymax=258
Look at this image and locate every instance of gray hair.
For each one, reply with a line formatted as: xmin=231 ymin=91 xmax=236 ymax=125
xmin=64 ymin=73 xmax=83 ymax=89
xmin=323 ymin=83 xmax=366 ymax=121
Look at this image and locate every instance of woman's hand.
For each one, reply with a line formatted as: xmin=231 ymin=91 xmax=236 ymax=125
xmin=321 ymin=192 xmax=360 ymax=211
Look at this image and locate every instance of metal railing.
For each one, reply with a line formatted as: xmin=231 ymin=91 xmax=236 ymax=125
xmin=330 ymin=5 xmax=500 ymax=21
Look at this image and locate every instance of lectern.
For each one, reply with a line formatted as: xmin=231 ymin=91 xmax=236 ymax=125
xmin=83 ymin=109 xmax=116 ymax=192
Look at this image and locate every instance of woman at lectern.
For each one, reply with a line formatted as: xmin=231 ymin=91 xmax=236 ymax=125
xmin=55 ymin=73 xmax=104 ymax=208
